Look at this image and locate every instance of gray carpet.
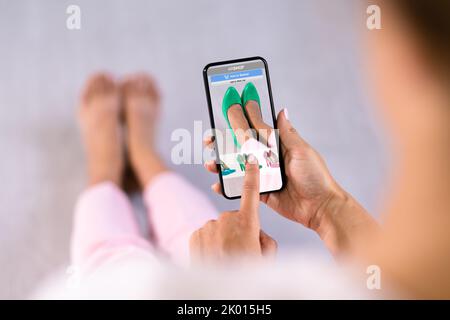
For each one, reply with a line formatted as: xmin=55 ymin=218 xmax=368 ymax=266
xmin=0 ymin=0 xmax=386 ymax=298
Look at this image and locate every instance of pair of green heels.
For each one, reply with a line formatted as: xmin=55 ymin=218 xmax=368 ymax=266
xmin=222 ymin=82 xmax=261 ymax=147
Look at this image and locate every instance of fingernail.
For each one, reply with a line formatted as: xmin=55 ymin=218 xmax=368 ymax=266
xmin=283 ymin=108 xmax=289 ymax=121
xmin=246 ymin=154 xmax=258 ymax=164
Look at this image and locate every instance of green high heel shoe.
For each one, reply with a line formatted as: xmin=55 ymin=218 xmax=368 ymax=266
xmin=220 ymin=160 xmax=236 ymax=176
xmin=222 ymin=86 xmax=242 ymax=147
xmin=241 ymin=82 xmax=261 ymax=117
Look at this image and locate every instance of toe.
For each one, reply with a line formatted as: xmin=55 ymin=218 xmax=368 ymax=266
xmin=79 ymin=72 xmax=121 ymax=126
xmin=121 ymin=73 xmax=160 ymax=101
xmin=82 ymin=72 xmax=118 ymax=102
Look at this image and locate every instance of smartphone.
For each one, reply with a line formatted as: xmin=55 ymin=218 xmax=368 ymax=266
xmin=203 ymin=56 xmax=285 ymax=199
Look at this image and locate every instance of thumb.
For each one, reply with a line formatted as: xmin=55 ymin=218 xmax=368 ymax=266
xmin=277 ymin=108 xmax=307 ymax=151
xmin=239 ymin=154 xmax=260 ymax=226
xmin=260 ymin=230 xmax=277 ymax=257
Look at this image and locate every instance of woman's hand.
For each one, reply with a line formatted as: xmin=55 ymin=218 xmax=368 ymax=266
xmin=190 ymin=155 xmax=277 ymax=262
xmin=204 ymin=109 xmax=378 ymax=256
xmin=205 ymin=109 xmax=341 ymax=230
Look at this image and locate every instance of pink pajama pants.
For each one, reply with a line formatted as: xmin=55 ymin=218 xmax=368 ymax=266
xmin=71 ymin=172 xmax=218 ymax=271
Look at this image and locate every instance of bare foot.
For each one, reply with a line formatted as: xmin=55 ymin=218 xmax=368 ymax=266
xmin=228 ymin=104 xmax=255 ymax=146
xmin=244 ymin=100 xmax=273 ymax=146
xmin=79 ymin=73 xmax=123 ymax=186
xmin=122 ymin=73 xmax=167 ymax=187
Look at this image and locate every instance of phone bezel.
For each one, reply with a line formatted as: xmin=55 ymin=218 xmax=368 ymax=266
xmin=203 ymin=56 xmax=286 ymax=200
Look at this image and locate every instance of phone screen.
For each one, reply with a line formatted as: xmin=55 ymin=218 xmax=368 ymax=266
xmin=204 ymin=57 xmax=284 ymax=199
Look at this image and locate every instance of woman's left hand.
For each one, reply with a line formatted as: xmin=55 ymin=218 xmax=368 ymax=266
xmin=190 ymin=155 xmax=277 ymax=262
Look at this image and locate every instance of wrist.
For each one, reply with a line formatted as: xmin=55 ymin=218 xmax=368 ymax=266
xmin=311 ymin=186 xmax=378 ymax=256
xmin=310 ymin=186 xmax=350 ymax=244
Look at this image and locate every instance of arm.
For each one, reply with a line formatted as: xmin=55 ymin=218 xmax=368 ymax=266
xmin=313 ymin=188 xmax=379 ymax=257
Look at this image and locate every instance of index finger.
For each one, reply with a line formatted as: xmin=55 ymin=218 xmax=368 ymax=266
xmin=239 ymin=154 xmax=260 ymax=225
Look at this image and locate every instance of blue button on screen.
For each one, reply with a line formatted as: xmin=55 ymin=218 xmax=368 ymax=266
xmin=210 ymin=69 xmax=263 ymax=83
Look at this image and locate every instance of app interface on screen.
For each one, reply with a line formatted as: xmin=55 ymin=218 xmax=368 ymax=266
xmin=207 ymin=59 xmax=283 ymax=198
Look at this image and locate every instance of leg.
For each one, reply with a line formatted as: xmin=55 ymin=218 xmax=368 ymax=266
xmin=72 ymin=182 xmax=151 ymax=268
xmin=227 ymin=104 xmax=255 ymax=146
xmin=143 ymin=173 xmax=218 ymax=265
xmin=244 ymin=100 xmax=275 ymax=147
xmin=78 ymin=73 xmax=123 ymax=186
xmin=123 ymin=74 xmax=218 ymax=265
xmin=121 ymin=73 xmax=167 ymax=186
xmin=73 ymin=73 xmax=152 ymax=270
